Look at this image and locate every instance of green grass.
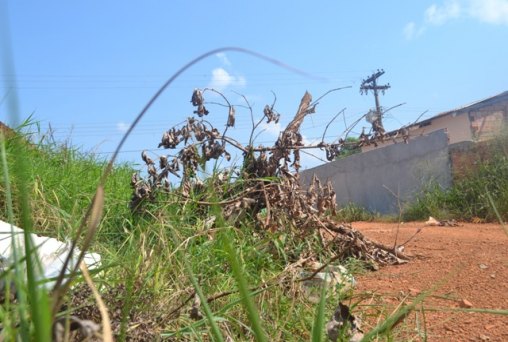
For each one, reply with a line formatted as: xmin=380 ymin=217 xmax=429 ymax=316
xmin=402 ymin=135 xmax=508 ymax=222
xmin=1 ymin=41 xmax=505 ymax=339
xmin=335 ymin=203 xmax=374 ymax=222
xmin=2 ymin=123 xmax=508 ymax=341
xmin=0 ymin=126 xmax=358 ymax=340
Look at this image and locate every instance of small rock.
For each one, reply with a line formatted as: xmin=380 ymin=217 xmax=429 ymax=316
xmin=460 ymin=299 xmax=473 ymax=308
xmin=479 ymin=263 xmax=488 ymax=270
xmin=490 ymin=273 xmax=496 ymax=279
xmin=484 ymin=324 xmax=496 ymax=330
xmin=479 ymin=334 xmax=490 ymax=341
xmin=409 ymin=288 xmax=421 ymax=296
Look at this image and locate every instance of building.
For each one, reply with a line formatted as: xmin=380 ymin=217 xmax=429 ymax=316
xmin=362 ymin=90 xmax=508 ymax=152
xmin=301 ymin=91 xmax=508 ymax=214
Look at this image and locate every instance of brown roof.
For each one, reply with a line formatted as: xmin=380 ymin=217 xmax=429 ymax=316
xmin=414 ymin=90 xmax=508 ymax=127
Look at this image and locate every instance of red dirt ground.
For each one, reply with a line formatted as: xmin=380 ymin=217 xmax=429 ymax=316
xmin=352 ymin=221 xmax=508 ymax=342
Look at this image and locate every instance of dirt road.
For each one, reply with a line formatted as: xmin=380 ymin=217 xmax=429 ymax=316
xmin=352 ymin=221 xmax=508 ymax=341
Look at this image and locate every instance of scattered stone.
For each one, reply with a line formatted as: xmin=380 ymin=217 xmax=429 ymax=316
xmin=460 ymin=299 xmax=473 ymax=308
xmin=408 ymin=288 xmax=421 ymax=296
xmin=478 ymin=263 xmax=488 ymax=270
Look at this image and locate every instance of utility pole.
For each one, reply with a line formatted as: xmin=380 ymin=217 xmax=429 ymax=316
xmin=360 ymin=69 xmax=390 ymax=136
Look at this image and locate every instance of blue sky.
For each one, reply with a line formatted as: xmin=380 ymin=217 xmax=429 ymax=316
xmin=1 ymin=1 xmax=507 ymax=169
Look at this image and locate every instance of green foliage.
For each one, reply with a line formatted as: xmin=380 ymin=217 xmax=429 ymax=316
xmin=310 ymin=278 xmax=327 ymax=342
xmin=9 ymin=123 xmax=501 ymax=340
xmin=335 ymin=137 xmax=362 ymax=160
xmin=403 ymin=135 xmax=508 ymax=222
xmin=1 ymin=123 xmax=51 ymax=340
xmin=335 ymin=203 xmax=374 ymax=222
xmin=0 ymin=131 xmax=133 ymax=243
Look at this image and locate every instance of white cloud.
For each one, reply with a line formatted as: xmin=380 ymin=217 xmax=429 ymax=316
xmin=116 ymin=121 xmax=129 ymax=133
xmin=468 ymin=0 xmax=508 ymax=25
xmin=405 ymin=0 xmax=508 ymax=40
xmin=424 ymin=0 xmax=462 ymax=25
xmin=216 ymin=52 xmax=231 ymax=66
xmin=208 ymin=67 xmax=246 ymax=91
xmin=403 ymin=21 xmax=426 ymax=40
xmin=403 ymin=22 xmax=416 ymax=39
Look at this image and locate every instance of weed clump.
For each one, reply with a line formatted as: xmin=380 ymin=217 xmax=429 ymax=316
xmin=131 ymin=89 xmax=407 ymax=266
xmin=403 ymin=133 xmax=508 ymax=222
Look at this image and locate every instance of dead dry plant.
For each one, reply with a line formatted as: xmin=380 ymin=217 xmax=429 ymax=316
xmin=131 ymin=88 xmax=408 ymax=266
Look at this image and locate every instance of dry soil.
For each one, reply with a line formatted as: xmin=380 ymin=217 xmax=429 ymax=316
xmin=352 ymin=221 xmax=508 ymax=342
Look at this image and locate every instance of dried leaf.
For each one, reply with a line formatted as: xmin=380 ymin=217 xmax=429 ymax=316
xmin=227 ymin=106 xmax=236 ymax=127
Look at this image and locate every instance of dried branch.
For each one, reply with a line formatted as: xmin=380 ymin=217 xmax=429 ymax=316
xmin=310 ymin=86 xmax=352 ymax=107
xmin=321 ymin=107 xmax=346 ymax=144
xmin=131 ymin=88 xmax=408 ymax=271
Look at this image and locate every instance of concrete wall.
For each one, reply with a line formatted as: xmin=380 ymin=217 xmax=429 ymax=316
xmin=301 ymin=130 xmax=452 ymax=214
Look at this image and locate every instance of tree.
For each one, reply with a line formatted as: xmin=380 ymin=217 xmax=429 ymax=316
xmin=336 ymin=137 xmax=361 ymax=159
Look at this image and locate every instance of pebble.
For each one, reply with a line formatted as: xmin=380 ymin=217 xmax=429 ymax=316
xmin=460 ymin=299 xmax=473 ymax=308
xmin=409 ymin=288 xmax=421 ymax=296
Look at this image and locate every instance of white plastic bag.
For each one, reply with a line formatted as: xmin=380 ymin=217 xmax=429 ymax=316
xmin=0 ymin=219 xmax=101 ymax=289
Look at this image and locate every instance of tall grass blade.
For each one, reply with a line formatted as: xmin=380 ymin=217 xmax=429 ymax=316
xmin=51 ymin=185 xmax=104 ymax=316
xmin=81 ymin=263 xmax=113 ymax=342
xmin=222 ymin=230 xmax=268 ymax=342
xmin=168 ymin=225 xmax=224 ymax=342
xmin=360 ymin=264 xmax=462 ymax=341
xmin=184 ymin=261 xmax=225 ymax=342
xmin=1 ymin=133 xmax=30 ymax=339
xmin=1 ymin=8 xmax=52 ymax=337
xmin=485 ymin=188 xmax=508 ymax=236
xmin=310 ymin=278 xmax=327 ymax=342
xmin=11 ymin=101 xmax=52 ymax=342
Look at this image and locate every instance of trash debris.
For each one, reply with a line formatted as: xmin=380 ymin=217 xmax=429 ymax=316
xmin=189 ymin=294 xmax=203 ymax=320
xmin=53 ymin=316 xmax=101 ymax=342
xmin=425 ymin=216 xmax=440 ymax=226
xmin=0 ymin=219 xmax=101 ymax=290
xmin=300 ymin=262 xmax=355 ymax=303
xmin=425 ymin=216 xmax=459 ymax=227
xmin=326 ymin=302 xmax=363 ymax=342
